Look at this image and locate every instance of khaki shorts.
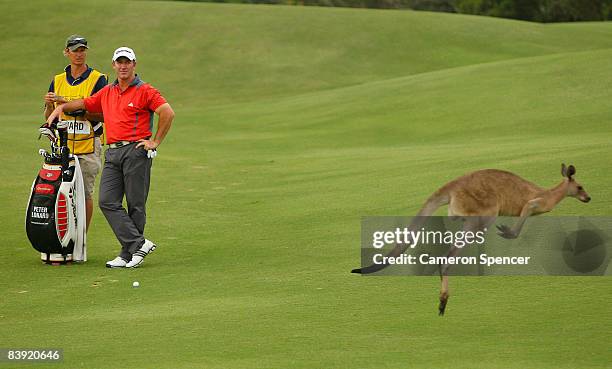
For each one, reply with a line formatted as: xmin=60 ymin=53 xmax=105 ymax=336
xmin=78 ymin=137 xmax=102 ymax=200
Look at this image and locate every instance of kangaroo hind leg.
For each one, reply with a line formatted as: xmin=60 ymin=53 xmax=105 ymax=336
xmin=439 ymin=215 xmax=495 ymax=316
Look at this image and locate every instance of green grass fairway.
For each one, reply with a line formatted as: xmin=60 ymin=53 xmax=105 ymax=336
xmin=1 ymin=1 xmax=611 ymax=368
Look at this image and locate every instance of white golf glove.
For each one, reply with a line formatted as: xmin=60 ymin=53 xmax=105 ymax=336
xmin=147 ymin=149 xmax=157 ymax=159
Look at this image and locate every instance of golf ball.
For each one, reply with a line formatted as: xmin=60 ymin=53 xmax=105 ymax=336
xmin=132 ymin=281 xmax=140 ymax=288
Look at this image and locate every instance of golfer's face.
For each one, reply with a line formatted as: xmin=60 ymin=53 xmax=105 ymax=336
xmin=113 ymin=58 xmax=136 ymax=80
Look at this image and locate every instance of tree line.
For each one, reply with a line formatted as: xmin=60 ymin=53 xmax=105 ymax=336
xmin=180 ymin=0 xmax=612 ymax=22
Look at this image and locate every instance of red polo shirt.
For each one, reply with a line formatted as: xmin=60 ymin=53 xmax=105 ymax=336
xmin=84 ymin=75 xmax=167 ymax=144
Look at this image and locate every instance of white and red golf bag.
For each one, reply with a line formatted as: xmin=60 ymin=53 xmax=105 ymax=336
xmin=26 ymin=117 xmax=86 ymax=264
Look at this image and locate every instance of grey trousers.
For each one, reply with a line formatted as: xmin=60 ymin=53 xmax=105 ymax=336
xmin=99 ymin=143 xmax=152 ymax=261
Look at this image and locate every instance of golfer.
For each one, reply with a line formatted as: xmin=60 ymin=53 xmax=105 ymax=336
xmin=44 ymin=34 xmax=107 ymax=232
xmin=47 ymin=46 xmax=175 ymax=268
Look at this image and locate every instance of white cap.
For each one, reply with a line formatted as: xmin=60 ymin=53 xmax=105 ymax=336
xmin=112 ymin=46 xmax=136 ymax=61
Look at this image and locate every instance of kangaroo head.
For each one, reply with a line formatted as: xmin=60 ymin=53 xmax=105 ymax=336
xmin=561 ymin=163 xmax=591 ymax=203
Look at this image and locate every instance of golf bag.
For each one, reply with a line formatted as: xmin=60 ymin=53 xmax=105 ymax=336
xmin=25 ymin=113 xmax=86 ymax=264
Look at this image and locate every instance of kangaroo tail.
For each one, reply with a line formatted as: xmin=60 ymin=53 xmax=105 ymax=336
xmin=351 ymin=191 xmax=450 ymax=275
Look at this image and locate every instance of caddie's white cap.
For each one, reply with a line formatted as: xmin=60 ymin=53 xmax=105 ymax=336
xmin=112 ymin=46 xmax=136 ymax=61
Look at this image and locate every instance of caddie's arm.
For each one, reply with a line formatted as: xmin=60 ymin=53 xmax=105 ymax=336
xmin=136 ymin=103 xmax=175 ymax=150
xmin=46 ymin=99 xmax=86 ymax=125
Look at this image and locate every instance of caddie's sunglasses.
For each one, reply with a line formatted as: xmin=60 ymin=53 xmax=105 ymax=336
xmin=67 ymin=39 xmax=87 ymax=47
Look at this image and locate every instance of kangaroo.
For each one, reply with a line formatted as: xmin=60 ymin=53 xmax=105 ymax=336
xmin=352 ymin=164 xmax=590 ymax=315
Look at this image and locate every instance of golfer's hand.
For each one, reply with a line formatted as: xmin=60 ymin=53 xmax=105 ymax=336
xmin=136 ymin=139 xmax=159 ymax=151
xmin=46 ymin=105 xmax=64 ymax=124
xmin=136 ymin=139 xmax=159 ymax=158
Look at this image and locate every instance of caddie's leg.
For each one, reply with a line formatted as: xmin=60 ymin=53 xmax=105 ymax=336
xmin=99 ymin=145 xmax=142 ymax=261
xmin=123 ymin=144 xmax=152 ymax=254
xmin=85 ymin=199 xmax=93 ymax=231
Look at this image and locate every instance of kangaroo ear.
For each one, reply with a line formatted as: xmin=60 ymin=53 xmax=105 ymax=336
xmin=568 ymin=165 xmax=576 ymax=179
xmin=561 ymin=163 xmax=567 ymax=177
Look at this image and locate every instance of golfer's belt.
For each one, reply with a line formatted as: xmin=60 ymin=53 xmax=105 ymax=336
xmin=108 ymin=141 xmax=135 ymax=149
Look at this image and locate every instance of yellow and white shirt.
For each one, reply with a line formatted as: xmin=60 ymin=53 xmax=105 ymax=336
xmin=48 ymin=65 xmax=107 ymax=154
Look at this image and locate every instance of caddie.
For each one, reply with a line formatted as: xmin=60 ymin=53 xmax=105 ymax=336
xmin=43 ymin=34 xmax=107 ymax=232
